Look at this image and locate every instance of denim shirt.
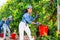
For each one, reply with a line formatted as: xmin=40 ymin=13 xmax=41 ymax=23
xmin=0 ymin=20 xmax=4 ymax=27
xmin=21 ymin=13 xmax=38 ymax=25
xmin=6 ymin=19 xmax=10 ymax=26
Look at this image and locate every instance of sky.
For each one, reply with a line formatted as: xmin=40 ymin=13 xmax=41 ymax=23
xmin=0 ymin=0 xmax=7 ymax=8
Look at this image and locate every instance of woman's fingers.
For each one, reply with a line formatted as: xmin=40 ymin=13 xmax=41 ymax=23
xmin=32 ymin=22 xmax=35 ymax=24
xmin=37 ymin=22 xmax=41 ymax=25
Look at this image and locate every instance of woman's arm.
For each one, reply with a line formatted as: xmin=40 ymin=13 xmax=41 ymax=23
xmin=24 ymin=16 xmax=40 ymax=25
xmin=24 ymin=13 xmax=40 ymax=25
xmin=23 ymin=14 xmax=37 ymax=24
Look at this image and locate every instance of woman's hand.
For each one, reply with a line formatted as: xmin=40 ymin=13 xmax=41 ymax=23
xmin=32 ymin=22 xmax=41 ymax=25
xmin=32 ymin=22 xmax=35 ymax=24
xmin=37 ymin=22 xmax=41 ymax=25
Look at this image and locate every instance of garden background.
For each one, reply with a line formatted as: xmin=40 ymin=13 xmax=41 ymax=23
xmin=0 ymin=0 xmax=57 ymax=40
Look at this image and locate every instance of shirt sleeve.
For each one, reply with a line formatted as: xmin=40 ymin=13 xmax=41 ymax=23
xmin=30 ymin=16 xmax=34 ymax=21
xmin=23 ymin=14 xmax=32 ymax=24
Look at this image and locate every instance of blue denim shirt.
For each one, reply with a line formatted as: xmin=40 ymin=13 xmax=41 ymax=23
xmin=0 ymin=20 xmax=4 ymax=27
xmin=21 ymin=13 xmax=38 ymax=25
xmin=6 ymin=19 xmax=10 ymax=26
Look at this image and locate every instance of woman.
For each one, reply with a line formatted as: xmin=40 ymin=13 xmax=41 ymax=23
xmin=3 ymin=16 xmax=12 ymax=40
xmin=19 ymin=5 xmax=40 ymax=40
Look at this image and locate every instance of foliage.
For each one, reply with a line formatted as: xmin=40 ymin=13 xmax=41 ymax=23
xmin=58 ymin=0 xmax=60 ymax=5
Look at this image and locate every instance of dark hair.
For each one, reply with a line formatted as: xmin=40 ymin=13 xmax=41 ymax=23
xmin=24 ymin=9 xmax=28 ymax=13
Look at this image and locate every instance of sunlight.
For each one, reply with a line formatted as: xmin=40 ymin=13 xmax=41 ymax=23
xmin=0 ymin=0 xmax=7 ymax=8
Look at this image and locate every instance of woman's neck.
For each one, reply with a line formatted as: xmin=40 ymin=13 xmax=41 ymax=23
xmin=27 ymin=12 xmax=30 ymax=15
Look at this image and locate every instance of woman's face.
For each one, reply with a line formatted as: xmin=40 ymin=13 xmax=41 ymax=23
xmin=28 ymin=8 xmax=32 ymax=13
xmin=9 ymin=18 xmax=12 ymax=20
